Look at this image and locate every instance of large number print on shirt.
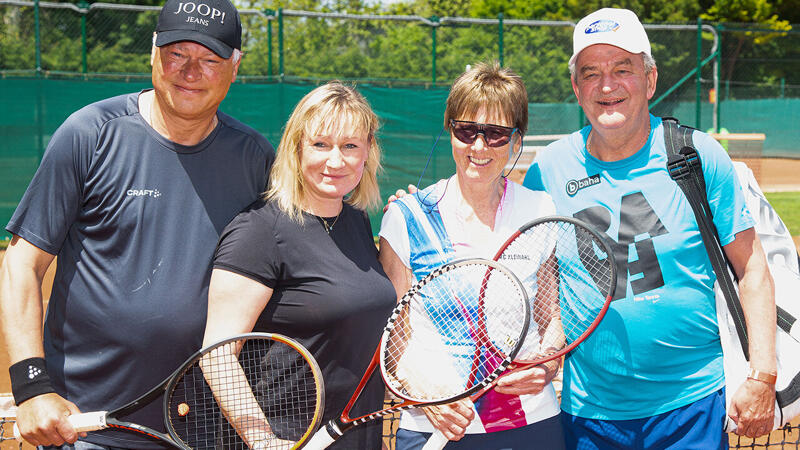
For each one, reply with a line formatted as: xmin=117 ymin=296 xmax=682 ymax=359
xmin=573 ymin=192 xmax=666 ymax=301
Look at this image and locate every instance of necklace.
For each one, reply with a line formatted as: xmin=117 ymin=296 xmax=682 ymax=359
xmin=586 ymin=132 xmax=596 ymax=157
xmin=318 ymin=212 xmax=341 ymax=234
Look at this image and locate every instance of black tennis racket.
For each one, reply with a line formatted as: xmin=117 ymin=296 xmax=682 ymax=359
xmin=423 ymin=216 xmax=617 ymax=449
xmin=303 ymin=258 xmax=530 ymax=450
xmin=15 ymin=333 xmax=324 ymax=449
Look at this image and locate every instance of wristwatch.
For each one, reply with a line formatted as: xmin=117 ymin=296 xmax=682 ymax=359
xmin=747 ymin=367 xmax=778 ymax=385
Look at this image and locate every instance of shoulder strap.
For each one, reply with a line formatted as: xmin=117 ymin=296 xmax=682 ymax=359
xmin=662 ymin=117 xmax=751 ymax=359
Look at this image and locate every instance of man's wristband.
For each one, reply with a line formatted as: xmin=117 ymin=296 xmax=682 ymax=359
xmin=9 ymin=357 xmax=55 ymax=405
xmin=747 ymin=367 xmax=778 ymax=385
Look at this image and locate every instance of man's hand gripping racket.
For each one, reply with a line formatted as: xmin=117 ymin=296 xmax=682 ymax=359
xmin=303 ymin=258 xmax=530 ymax=450
xmin=423 ymin=216 xmax=618 ymax=449
xmin=15 ymin=333 xmax=325 ymax=449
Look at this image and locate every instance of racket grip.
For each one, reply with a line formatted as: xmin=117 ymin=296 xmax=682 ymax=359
xmin=13 ymin=411 xmax=108 ymax=441
xmin=302 ymin=427 xmax=337 ymax=450
xmin=724 ymin=416 xmax=737 ymax=433
xmin=421 ymin=429 xmax=450 ymax=450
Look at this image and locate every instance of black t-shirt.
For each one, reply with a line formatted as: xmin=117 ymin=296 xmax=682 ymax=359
xmin=6 ymin=91 xmax=273 ymax=448
xmin=214 ymin=199 xmax=397 ymax=450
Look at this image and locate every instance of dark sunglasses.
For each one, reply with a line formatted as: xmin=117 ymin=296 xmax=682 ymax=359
xmin=450 ymin=119 xmax=517 ymax=147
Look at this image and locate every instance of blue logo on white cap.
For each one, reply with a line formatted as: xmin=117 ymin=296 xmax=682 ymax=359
xmin=584 ymin=19 xmax=620 ymax=34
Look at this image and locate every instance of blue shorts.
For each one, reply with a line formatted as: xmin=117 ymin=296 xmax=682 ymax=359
xmin=396 ymin=414 xmax=565 ymax=450
xmin=562 ymin=388 xmax=728 ymax=450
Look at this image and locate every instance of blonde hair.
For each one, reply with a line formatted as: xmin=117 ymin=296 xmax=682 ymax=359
xmin=267 ymin=81 xmax=382 ymax=221
xmin=444 ymin=62 xmax=528 ymax=135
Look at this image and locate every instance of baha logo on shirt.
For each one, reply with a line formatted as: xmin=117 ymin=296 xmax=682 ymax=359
xmin=566 ymin=174 xmax=601 ymax=196
xmin=127 ymin=189 xmax=162 ymax=198
xmin=584 ymin=19 xmax=620 ymax=35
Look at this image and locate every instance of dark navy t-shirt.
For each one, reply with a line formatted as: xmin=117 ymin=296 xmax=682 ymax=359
xmin=6 ymin=91 xmax=273 ymax=448
xmin=214 ymin=199 xmax=397 ymax=450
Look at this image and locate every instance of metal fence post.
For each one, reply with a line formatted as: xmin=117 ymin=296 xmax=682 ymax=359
xmin=430 ymin=16 xmax=438 ymax=84
xmin=696 ymin=17 xmax=702 ymax=129
xmin=34 ymin=0 xmax=41 ymax=74
xmin=715 ymin=23 xmax=722 ymax=132
xmin=278 ymin=8 xmax=284 ymax=80
xmin=79 ymin=0 xmax=89 ymax=74
xmin=265 ymin=9 xmax=274 ymax=77
xmin=498 ymin=13 xmax=504 ymax=67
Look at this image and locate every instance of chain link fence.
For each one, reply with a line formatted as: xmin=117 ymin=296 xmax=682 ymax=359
xmin=1 ymin=2 xmax=720 ymax=121
xmin=1 ymin=1 xmax=799 ymax=233
xmin=1 ymin=5 xmax=800 ymax=447
xmin=716 ymin=24 xmax=800 ymax=100
xmin=3 ymin=2 xmax=799 ymax=135
xmin=700 ymin=25 xmax=800 ymax=158
xmin=1 ymin=2 xmax=798 ymax=201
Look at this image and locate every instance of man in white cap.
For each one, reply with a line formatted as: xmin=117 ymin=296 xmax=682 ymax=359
xmin=0 ymin=0 xmax=274 ymax=447
xmin=523 ymin=7 xmax=777 ymax=448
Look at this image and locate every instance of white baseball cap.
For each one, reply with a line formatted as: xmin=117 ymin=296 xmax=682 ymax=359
xmin=569 ymin=8 xmax=651 ymax=66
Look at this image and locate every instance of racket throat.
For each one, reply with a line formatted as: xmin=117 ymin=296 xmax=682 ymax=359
xmin=326 ymin=420 xmax=346 ymax=438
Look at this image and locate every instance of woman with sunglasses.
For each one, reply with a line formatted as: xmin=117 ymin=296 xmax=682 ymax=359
xmin=378 ymin=62 xmax=565 ymax=450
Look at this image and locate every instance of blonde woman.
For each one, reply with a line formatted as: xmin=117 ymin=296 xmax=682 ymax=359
xmin=379 ymin=63 xmax=565 ymax=449
xmin=203 ymin=82 xmax=396 ymax=449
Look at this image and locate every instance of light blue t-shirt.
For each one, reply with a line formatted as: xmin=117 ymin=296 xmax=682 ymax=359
xmin=523 ymin=115 xmax=754 ymax=420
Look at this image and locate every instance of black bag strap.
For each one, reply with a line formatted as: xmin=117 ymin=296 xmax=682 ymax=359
xmin=662 ymin=117 xmax=751 ymax=360
xmin=663 ymin=118 xmax=800 ymax=411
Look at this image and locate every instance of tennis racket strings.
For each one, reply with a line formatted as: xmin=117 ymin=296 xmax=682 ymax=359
xmin=381 ymin=259 xmax=530 ymax=405
xmin=168 ymin=335 xmax=323 ymax=449
xmin=496 ymin=217 xmax=616 ymax=363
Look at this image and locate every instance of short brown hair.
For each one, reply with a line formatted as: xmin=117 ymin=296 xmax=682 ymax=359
xmin=444 ymin=62 xmax=528 ymax=135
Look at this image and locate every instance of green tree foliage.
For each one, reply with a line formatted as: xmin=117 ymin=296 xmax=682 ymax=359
xmin=0 ymin=6 xmax=36 ymax=71
xmin=773 ymin=0 xmax=800 ymax=24
xmin=0 ymin=0 xmax=796 ymax=103
xmin=700 ymin=0 xmax=792 ymax=98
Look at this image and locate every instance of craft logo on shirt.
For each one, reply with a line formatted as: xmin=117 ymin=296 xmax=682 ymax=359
xmin=566 ymin=174 xmax=601 ymax=196
xmin=127 ymin=189 xmax=162 ymax=198
xmin=584 ymin=19 xmax=620 ymax=35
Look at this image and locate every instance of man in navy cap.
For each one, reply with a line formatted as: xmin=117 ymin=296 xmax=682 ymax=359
xmin=0 ymin=0 xmax=274 ymax=447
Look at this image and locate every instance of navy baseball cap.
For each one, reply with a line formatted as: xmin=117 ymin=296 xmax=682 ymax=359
xmin=155 ymin=0 xmax=242 ymax=58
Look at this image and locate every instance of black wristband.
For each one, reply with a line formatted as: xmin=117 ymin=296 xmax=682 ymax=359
xmin=9 ymin=357 xmax=55 ymax=405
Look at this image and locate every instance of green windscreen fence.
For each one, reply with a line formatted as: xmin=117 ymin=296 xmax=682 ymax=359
xmin=1 ymin=77 xmax=799 ymax=240
xmin=0 ymin=78 xmax=456 ymax=239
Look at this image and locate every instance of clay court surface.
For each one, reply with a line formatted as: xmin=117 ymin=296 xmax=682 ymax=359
xmin=1 ymin=157 xmax=799 ymax=448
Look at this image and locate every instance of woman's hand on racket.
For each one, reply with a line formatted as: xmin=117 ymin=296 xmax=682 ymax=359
xmin=420 ymin=398 xmax=475 ymax=441
xmin=15 ymin=392 xmax=84 ymax=446
xmin=494 ymin=359 xmax=560 ymax=396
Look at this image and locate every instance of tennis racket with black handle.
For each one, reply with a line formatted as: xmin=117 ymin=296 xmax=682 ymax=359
xmin=15 ymin=333 xmax=324 ymax=449
xmin=303 ymin=258 xmax=530 ymax=450
xmin=423 ymin=216 xmax=617 ymax=449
